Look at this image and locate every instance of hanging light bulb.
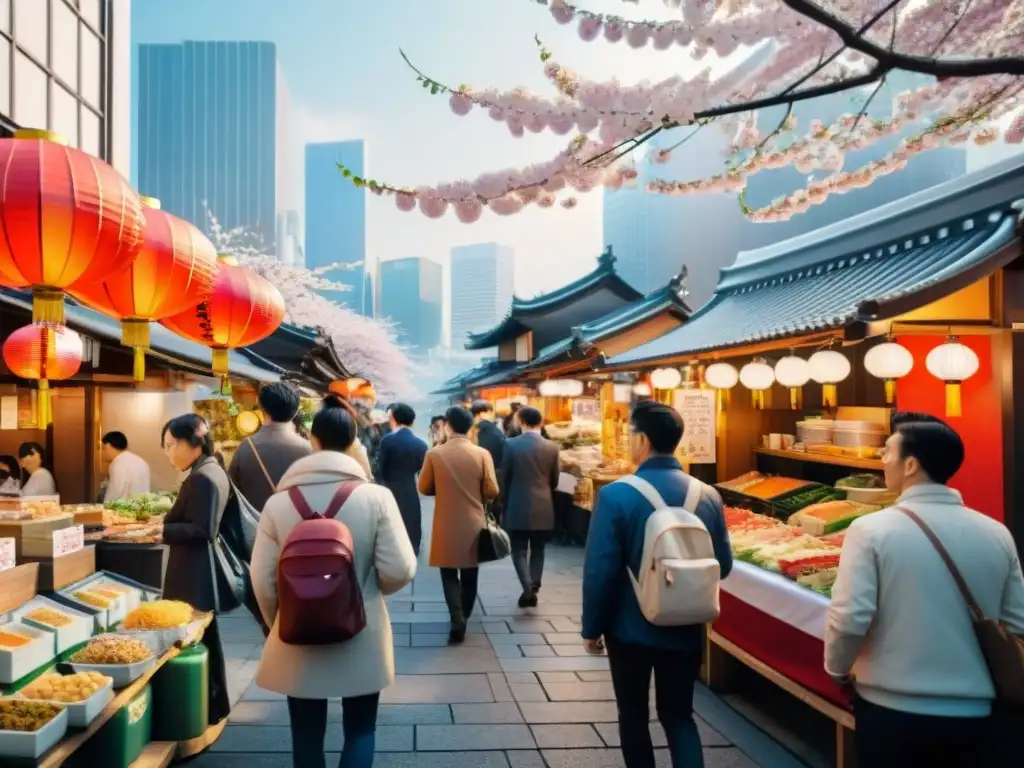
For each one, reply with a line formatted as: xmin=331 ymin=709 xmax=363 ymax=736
xmin=774 ymin=353 xmax=810 ymax=410
xmin=632 ymin=381 xmax=652 ymax=397
xmin=538 ymin=380 xmax=558 ymax=398
xmin=925 ymin=337 xmax=979 ymax=418
xmin=864 ymin=338 xmax=914 ymax=404
xmin=704 ymin=362 xmax=739 ymax=410
xmin=808 ymin=349 xmax=851 ymax=408
xmin=739 ymin=358 xmax=775 ymax=410
xmin=650 ymin=367 xmax=682 ymax=391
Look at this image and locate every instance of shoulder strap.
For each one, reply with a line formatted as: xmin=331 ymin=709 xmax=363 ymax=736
xmin=896 ymin=505 xmax=985 ymax=622
xmin=616 ymin=475 xmax=668 ymax=510
xmin=683 ymin=477 xmax=704 ymax=514
xmin=287 ymin=481 xmax=363 ymax=521
xmin=246 ymin=437 xmax=276 ymax=492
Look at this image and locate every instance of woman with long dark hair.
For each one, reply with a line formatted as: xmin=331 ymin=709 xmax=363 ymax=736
xmin=18 ymin=442 xmax=56 ymax=495
xmin=159 ymin=413 xmax=232 ymax=725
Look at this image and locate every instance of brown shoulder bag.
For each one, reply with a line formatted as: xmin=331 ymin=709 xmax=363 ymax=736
xmin=898 ymin=506 xmax=1024 ymax=708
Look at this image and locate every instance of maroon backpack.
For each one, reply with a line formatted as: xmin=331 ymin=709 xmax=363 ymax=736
xmin=277 ymin=481 xmax=367 ymax=645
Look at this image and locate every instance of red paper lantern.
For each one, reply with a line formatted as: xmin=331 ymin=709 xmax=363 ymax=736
xmin=2 ymin=324 xmax=83 ymax=426
xmin=70 ymin=197 xmax=218 ymax=382
xmin=0 ymin=129 xmax=145 ymax=325
xmin=160 ymin=258 xmax=285 ymax=378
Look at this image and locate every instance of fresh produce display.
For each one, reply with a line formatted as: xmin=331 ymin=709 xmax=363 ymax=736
xmin=71 ymin=591 xmax=112 ymax=609
xmin=0 ymin=700 xmax=63 ymax=732
xmin=773 ymin=484 xmax=845 ymax=514
xmin=0 ymin=496 xmax=62 ymax=520
xmin=742 ymin=477 xmax=815 ymax=500
xmin=24 ymin=608 xmax=72 ymax=628
xmin=789 ymin=500 xmax=879 ymax=535
xmin=71 ymin=636 xmax=152 ymax=665
xmin=718 ymin=471 xmax=764 ymax=492
xmin=104 ymin=492 xmax=175 ymax=521
xmin=122 ymin=600 xmax=193 ymax=630
xmin=19 ymin=672 xmax=111 ymax=703
xmin=0 ymin=630 xmax=33 ymax=648
xmin=836 ymin=474 xmax=886 ymax=489
xmin=725 ymin=507 xmax=842 ymax=597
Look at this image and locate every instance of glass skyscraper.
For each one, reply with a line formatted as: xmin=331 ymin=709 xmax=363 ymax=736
xmin=449 ymin=243 xmax=514 ymax=348
xmin=378 ymin=257 xmax=443 ymax=352
xmin=305 ymin=140 xmax=371 ymax=316
xmin=136 ymin=40 xmax=292 ymax=248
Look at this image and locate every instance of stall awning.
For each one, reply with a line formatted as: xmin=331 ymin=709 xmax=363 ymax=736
xmin=431 ymin=360 xmax=524 ymax=396
xmin=0 ymin=290 xmax=282 ymax=383
xmin=611 ymin=155 xmax=1024 ymax=367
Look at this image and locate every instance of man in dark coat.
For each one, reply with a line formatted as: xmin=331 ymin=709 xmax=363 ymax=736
xmin=376 ymin=403 xmax=428 ymax=555
xmin=471 ymin=400 xmax=507 ymax=522
xmin=500 ymin=407 xmax=560 ymax=607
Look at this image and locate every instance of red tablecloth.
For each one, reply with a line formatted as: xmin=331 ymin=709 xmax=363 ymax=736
xmin=714 ymin=589 xmax=850 ymax=709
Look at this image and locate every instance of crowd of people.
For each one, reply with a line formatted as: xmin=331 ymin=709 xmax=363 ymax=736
xmin=47 ymin=380 xmax=1020 ymax=768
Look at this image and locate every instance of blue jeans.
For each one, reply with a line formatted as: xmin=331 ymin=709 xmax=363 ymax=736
xmin=287 ymin=693 xmax=379 ymax=768
xmin=606 ymin=640 xmax=703 ymax=768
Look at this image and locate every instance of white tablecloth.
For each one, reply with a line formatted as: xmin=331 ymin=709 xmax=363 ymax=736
xmin=721 ymin=561 xmax=830 ymax=640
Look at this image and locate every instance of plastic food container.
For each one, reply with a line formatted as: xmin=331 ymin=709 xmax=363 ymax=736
xmin=70 ymin=657 xmax=155 ymax=689
xmin=17 ymin=597 xmax=94 ymax=654
xmin=0 ymin=623 xmax=57 ymax=685
xmin=18 ymin=677 xmax=114 ymax=728
xmin=0 ymin=700 xmax=68 ymax=759
xmin=833 ymin=421 xmax=888 ymax=448
xmin=797 ymin=420 xmax=835 ymax=445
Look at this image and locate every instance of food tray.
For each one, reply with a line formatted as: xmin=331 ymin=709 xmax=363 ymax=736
xmin=91 ymin=578 xmax=144 ymax=612
xmin=832 ymin=421 xmax=888 ymax=448
xmin=115 ymin=614 xmax=206 ymax=654
xmin=17 ymin=677 xmax=113 ymax=728
xmin=0 ymin=622 xmax=57 ymax=686
xmin=15 ymin=596 xmax=94 ymax=654
xmin=839 ymin=486 xmax=898 ymax=505
xmin=0 ymin=698 xmax=68 ymax=758
xmin=796 ymin=420 xmax=835 ymax=445
xmin=69 ymin=633 xmax=159 ymax=688
xmin=774 ymin=485 xmax=845 ymax=515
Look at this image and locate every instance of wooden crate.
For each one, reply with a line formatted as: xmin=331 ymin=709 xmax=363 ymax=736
xmin=0 ymin=513 xmax=75 ymax=558
xmin=22 ymin=545 xmax=96 ymax=591
xmin=0 ymin=562 xmax=39 ymax=613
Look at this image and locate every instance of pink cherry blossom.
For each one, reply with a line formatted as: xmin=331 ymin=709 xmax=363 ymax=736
xmin=560 ymin=197 xmax=578 ymax=209
xmin=449 ymin=92 xmax=472 ymax=116
xmin=550 ymin=0 xmax=574 ymax=24
xmin=395 ymin=192 xmax=416 ymax=212
xmin=454 ymin=199 xmax=483 ymax=223
xmin=626 ymin=24 xmax=651 ymax=49
xmin=578 ymin=17 xmax=602 ymax=42
xmin=603 ymin=20 xmax=624 ymax=42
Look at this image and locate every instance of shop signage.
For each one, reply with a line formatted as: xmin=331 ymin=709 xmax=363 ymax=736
xmin=0 ymin=538 xmax=14 ymax=571
xmin=672 ymin=389 xmax=717 ymax=464
xmin=52 ymin=525 xmax=85 ymax=558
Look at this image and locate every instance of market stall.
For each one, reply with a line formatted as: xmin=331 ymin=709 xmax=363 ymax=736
xmin=600 ymin=155 xmax=1024 ymax=766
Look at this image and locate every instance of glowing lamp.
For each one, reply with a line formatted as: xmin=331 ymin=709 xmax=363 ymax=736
xmin=925 ymin=337 xmax=978 ymax=418
xmin=864 ymin=340 xmax=914 ymax=404
xmin=650 ymin=368 xmax=682 ymax=391
xmin=632 ymin=382 xmax=652 ymax=397
xmin=704 ymin=362 xmax=739 ymax=411
xmin=739 ymin=358 xmax=775 ymax=410
xmin=3 ymin=324 xmax=83 ymax=426
xmin=774 ymin=354 xmax=810 ymax=410
xmin=808 ymin=349 xmax=851 ymax=408
xmin=0 ymin=129 xmax=145 ymax=325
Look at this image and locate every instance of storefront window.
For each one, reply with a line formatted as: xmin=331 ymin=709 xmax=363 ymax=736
xmin=13 ymin=0 xmax=47 ymax=64
xmin=0 ymin=37 xmax=9 ymax=116
xmin=80 ymin=106 xmax=100 ymax=156
xmin=13 ymin=50 xmax=46 ymax=130
xmin=52 ymin=0 xmax=78 ymax=90
xmin=80 ymin=25 xmax=100 ymax=107
xmin=51 ymin=83 xmax=78 ymax=147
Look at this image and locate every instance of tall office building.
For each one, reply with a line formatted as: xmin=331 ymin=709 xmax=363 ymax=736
xmin=449 ymin=243 xmax=515 ymax=348
xmin=136 ymin=40 xmax=292 ymax=248
xmin=378 ymin=257 xmax=443 ymax=352
xmin=0 ymin=0 xmax=131 ymax=177
xmin=305 ymin=140 xmax=372 ymax=315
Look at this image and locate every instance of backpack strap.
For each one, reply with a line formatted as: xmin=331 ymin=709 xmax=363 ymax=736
xmin=616 ymin=474 xmax=705 ymax=513
xmin=682 ymin=477 xmax=705 ymax=514
xmin=288 ymin=481 xmax=363 ymax=521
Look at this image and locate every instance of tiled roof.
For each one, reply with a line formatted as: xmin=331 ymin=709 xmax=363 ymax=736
xmin=611 ymin=154 xmax=1024 ymax=366
xmin=431 ymin=360 xmax=522 ymax=396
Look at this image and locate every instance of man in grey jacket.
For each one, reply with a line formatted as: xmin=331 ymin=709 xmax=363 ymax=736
xmin=500 ymin=407 xmax=560 ymax=607
xmin=228 ymin=382 xmax=312 ymax=513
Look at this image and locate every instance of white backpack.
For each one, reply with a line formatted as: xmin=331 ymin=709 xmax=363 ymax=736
xmin=615 ymin=474 xmax=721 ymax=626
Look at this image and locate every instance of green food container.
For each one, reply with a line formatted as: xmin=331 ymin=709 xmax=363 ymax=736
xmin=150 ymin=642 xmax=209 ymax=741
xmin=71 ymin=684 xmax=152 ymax=768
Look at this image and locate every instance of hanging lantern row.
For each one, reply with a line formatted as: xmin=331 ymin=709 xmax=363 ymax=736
xmin=863 ymin=338 xmax=914 ymax=404
xmin=739 ymin=358 xmax=774 ymax=410
xmin=537 ymin=379 xmax=584 ymax=398
xmin=925 ymin=337 xmax=979 ymax=418
xmin=650 ymin=367 xmax=682 ymax=390
xmin=774 ymin=353 xmax=810 ymax=410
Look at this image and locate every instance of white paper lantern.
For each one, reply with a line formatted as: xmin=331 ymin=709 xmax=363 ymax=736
xmin=560 ymin=379 xmax=584 ymax=398
xmin=864 ymin=341 xmax=914 ymax=404
xmin=632 ymin=382 xmax=652 ymax=397
xmin=538 ymin=380 xmax=558 ymax=397
xmin=774 ymin=355 xmax=809 ymax=410
xmin=650 ymin=367 xmax=682 ymax=391
xmin=740 ymin=358 xmax=775 ymax=410
xmin=808 ymin=349 xmax=851 ymax=407
xmin=925 ymin=338 xmax=979 ymax=417
xmin=704 ymin=362 xmax=739 ymax=390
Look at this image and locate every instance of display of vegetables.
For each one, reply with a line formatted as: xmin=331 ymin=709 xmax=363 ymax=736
xmin=104 ymin=492 xmax=175 ymax=521
xmin=0 ymin=700 xmax=62 ymax=732
xmin=836 ymin=473 xmax=886 ymax=489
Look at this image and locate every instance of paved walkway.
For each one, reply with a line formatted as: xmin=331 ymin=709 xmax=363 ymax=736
xmin=194 ymin=499 xmax=807 ymax=767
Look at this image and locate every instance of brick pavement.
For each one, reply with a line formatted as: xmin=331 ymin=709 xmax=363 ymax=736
xmin=193 ymin=498 xmax=807 ymax=767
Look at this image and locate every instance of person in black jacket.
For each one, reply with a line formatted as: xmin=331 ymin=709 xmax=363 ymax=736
xmin=472 ymin=400 xmax=506 ymax=522
xmin=376 ymin=403 xmax=429 ymax=555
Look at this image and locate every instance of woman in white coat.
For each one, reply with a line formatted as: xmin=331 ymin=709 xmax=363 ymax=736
xmin=251 ymin=395 xmax=417 ymax=768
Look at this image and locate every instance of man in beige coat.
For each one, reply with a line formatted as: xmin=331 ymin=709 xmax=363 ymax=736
xmin=419 ymin=405 xmax=499 ymax=643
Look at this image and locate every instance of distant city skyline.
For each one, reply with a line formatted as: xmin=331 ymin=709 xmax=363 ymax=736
xmin=305 ymin=139 xmax=373 ymax=316
xmin=136 ymin=40 xmax=291 ymax=248
xmin=379 ymin=257 xmax=443 ymax=352
xmin=449 ymin=243 xmax=515 ymax=348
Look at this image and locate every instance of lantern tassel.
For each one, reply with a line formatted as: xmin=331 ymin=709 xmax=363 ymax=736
xmin=822 ymin=383 xmax=838 ymax=408
xmin=133 ymin=347 xmax=146 ymax=383
xmin=884 ymin=379 xmax=896 ymax=405
xmin=38 ymin=380 xmax=52 ymax=427
xmin=211 ymin=348 xmax=230 ymax=377
xmin=33 ymin=289 xmax=65 ymax=326
xmin=945 ymin=382 xmax=962 ymax=418
xmin=121 ymin=320 xmax=151 ymax=384
xmin=716 ymin=388 xmax=729 ymax=413
xmin=790 ymin=387 xmax=802 ymax=410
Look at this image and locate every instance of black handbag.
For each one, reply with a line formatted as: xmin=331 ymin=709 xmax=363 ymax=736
xmin=477 ymin=510 xmax=511 ymax=563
